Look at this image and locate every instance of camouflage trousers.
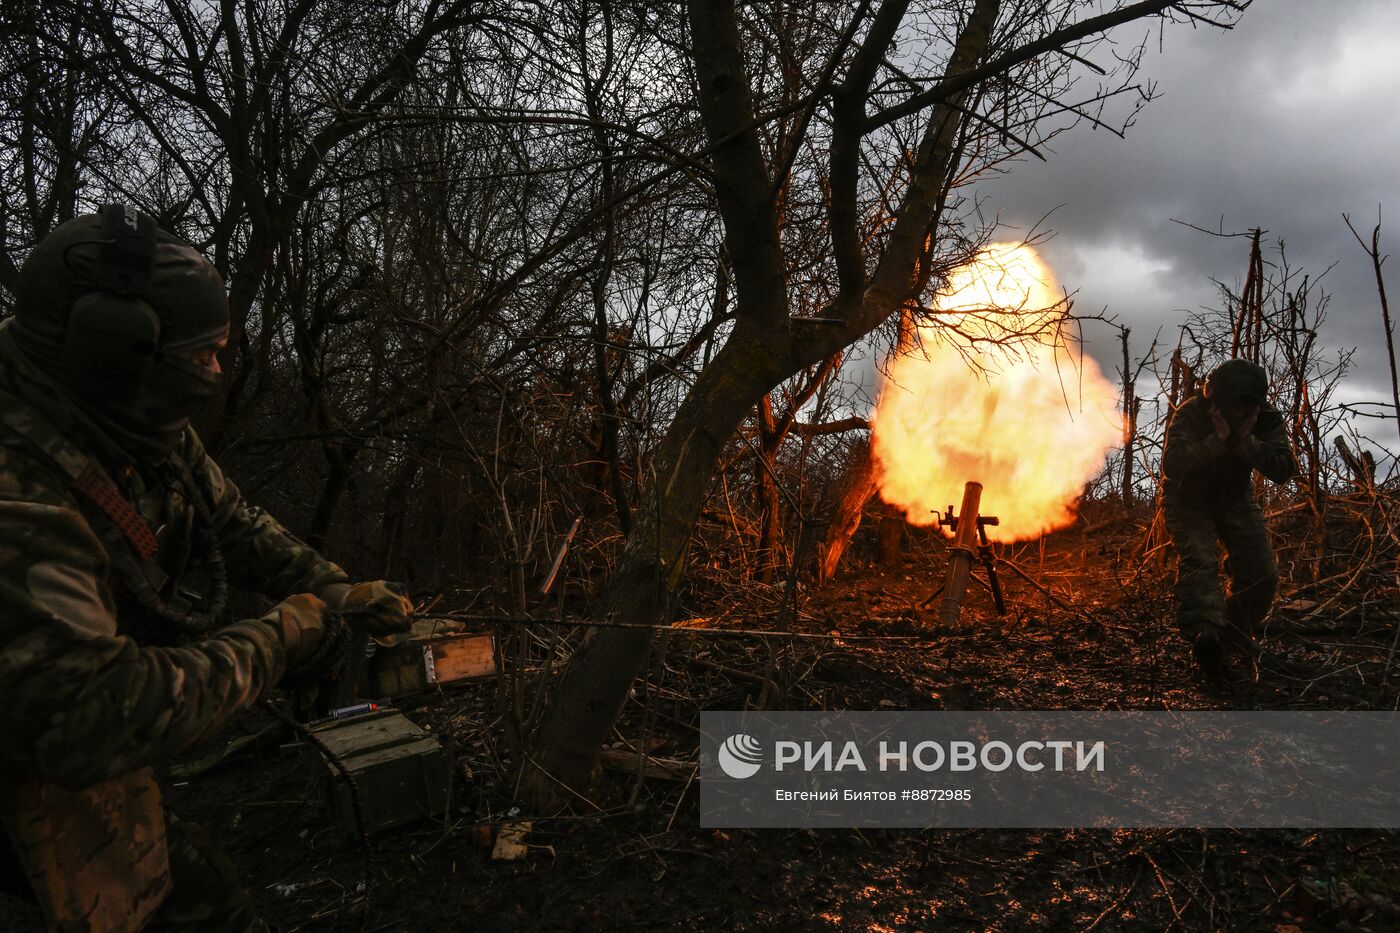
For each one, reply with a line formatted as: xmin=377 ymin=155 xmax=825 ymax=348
xmin=2 ymin=811 xmax=265 ymax=932
xmin=1163 ymin=496 xmax=1278 ymax=648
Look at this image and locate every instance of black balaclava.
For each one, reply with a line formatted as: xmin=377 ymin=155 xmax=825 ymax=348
xmin=11 ymin=209 xmax=230 ymax=465
xmin=1204 ymin=358 xmax=1268 ymax=410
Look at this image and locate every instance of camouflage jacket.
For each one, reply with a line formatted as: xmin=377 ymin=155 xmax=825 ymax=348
xmin=0 ymin=323 xmax=348 ymax=930
xmin=1161 ymin=395 xmax=1296 ymax=506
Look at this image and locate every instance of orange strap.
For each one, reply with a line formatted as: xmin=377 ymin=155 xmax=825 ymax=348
xmin=73 ymin=466 xmax=159 ymax=561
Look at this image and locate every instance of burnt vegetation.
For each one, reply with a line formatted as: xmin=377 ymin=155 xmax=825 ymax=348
xmin=4 ymin=0 xmax=1400 ymax=930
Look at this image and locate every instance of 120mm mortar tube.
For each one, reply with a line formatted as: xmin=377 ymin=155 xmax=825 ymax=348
xmin=938 ymin=481 xmax=983 ymax=628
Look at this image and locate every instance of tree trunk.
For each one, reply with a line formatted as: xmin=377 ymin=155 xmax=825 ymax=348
xmin=517 ymin=0 xmax=1068 ymax=810
xmin=1119 ymin=327 xmax=1137 ymax=504
xmin=517 ymin=331 xmax=781 ymax=809
xmin=1334 ymin=437 xmax=1375 ymax=493
xmin=307 ymin=440 xmax=360 ymax=552
xmin=878 ymin=513 xmax=903 ymax=565
xmin=815 ymin=439 xmax=878 ymax=583
xmin=816 ymin=305 xmax=916 ymax=579
xmin=755 ymin=394 xmax=782 ymax=583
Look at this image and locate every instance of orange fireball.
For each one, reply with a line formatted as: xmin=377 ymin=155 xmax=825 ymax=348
xmin=872 ymin=243 xmax=1123 ymax=541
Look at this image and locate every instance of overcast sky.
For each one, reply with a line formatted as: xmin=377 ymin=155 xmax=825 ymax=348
xmin=976 ymin=0 xmax=1400 ymax=458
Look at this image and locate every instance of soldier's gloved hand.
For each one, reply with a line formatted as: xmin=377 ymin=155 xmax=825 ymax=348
xmin=336 ymin=580 xmax=414 ymax=641
xmin=263 ymin=593 xmax=328 ymax=668
xmin=1208 ymin=406 xmax=1231 ymax=443
xmin=1228 ymin=405 xmax=1260 ymax=448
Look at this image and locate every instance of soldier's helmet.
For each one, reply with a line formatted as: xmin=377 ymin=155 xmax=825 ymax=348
xmin=11 ymin=207 xmax=230 ymax=463
xmin=1203 ymin=359 xmax=1267 ymax=409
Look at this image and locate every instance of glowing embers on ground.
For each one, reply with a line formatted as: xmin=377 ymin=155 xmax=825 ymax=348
xmin=872 ymin=242 xmax=1123 ymax=542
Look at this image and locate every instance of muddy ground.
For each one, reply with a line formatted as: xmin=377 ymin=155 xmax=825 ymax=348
xmin=4 ymin=523 xmax=1398 ymax=931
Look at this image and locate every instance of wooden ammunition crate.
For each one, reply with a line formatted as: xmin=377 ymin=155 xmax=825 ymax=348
xmin=304 ymin=710 xmax=452 ymax=837
xmin=369 ymin=630 xmax=496 ymax=698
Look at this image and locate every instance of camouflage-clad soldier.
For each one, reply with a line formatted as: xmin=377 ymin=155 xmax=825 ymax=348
xmin=1161 ymin=358 xmax=1295 ymax=678
xmin=0 ymin=206 xmax=413 ymax=932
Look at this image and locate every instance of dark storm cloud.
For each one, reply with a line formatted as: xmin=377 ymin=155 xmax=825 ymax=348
xmin=979 ymin=0 xmax=1400 ymax=433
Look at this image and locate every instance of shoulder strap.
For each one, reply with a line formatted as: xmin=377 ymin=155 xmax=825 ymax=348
xmin=71 ymin=466 xmax=159 ymax=560
xmin=0 ymin=403 xmax=159 ymax=561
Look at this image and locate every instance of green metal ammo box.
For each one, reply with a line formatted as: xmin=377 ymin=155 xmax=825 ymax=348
xmin=304 ymin=710 xmax=452 ymax=837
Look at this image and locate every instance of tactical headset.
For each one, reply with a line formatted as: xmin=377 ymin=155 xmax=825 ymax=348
xmin=63 ymin=203 xmax=162 ymax=391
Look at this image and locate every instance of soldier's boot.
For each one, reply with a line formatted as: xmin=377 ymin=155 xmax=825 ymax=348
xmin=1221 ymin=572 xmax=1275 ymax=660
xmin=1191 ymin=629 xmax=1230 ymax=680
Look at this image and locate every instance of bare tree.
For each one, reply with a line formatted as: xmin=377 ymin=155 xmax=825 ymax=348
xmin=518 ymin=0 xmax=1248 ymax=808
xmin=1345 ymin=212 xmax=1399 ymax=454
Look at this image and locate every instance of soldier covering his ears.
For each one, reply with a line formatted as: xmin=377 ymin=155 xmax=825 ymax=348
xmin=1160 ymin=358 xmax=1296 ymax=679
xmin=0 ymin=206 xmax=413 ymax=932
